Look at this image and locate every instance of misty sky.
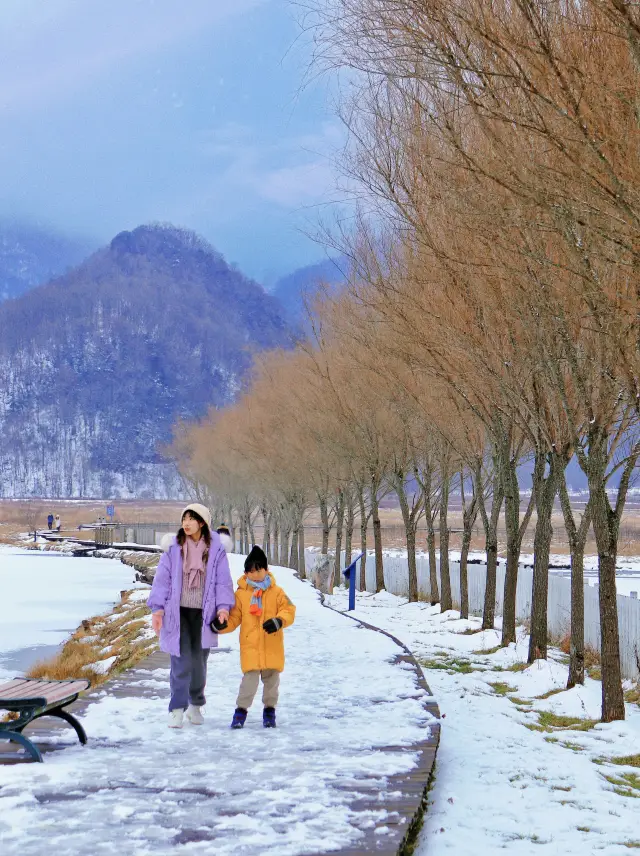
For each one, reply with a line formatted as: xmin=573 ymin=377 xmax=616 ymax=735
xmin=0 ymin=0 xmax=344 ymax=283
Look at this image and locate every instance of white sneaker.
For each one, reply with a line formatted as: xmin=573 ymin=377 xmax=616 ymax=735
xmin=168 ymin=709 xmax=184 ymax=729
xmin=186 ymin=704 xmax=204 ymax=725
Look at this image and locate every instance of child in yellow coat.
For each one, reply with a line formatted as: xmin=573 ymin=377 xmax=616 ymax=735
xmin=213 ymin=545 xmax=296 ymax=728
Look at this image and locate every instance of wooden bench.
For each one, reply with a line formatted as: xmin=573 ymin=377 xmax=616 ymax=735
xmin=0 ymin=678 xmax=90 ymax=762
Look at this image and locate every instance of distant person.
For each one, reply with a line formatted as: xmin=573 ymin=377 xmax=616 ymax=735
xmin=54 ymin=514 xmax=61 ymax=532
xmin=216 ymin=545 xmax=296 ymax=730
xmin=47 ymin=513 xmax=54 ymax=531
xmin=216 ymin=525 xmax=233 ymax=553
xmin=148 ymin=504 xmax=235 ymax=729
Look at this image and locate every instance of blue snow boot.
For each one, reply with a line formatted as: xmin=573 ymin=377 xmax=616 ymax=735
xmin=231 ymin=708 xmax=247 ymax=729
xmin=263 ymin=706 xmax=276 ymax=728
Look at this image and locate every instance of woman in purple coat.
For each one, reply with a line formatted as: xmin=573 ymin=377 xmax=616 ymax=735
xmin=148 ymin=503 xmax=235 ymax=729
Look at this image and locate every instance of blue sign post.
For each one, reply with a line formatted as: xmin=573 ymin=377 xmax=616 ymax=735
xmin=343 ymin=553 xmax=364 ymax=611
xmin=106 ymin=504 xmax=115 ymax=520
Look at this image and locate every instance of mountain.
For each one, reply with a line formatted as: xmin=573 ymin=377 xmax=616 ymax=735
xmin=0 ymin=219 xmax=94 ymax=302
xmin=272 ymin=256 xmax=347 ymax=323
xmin=0 ymin=224 xmax=293 ymax=498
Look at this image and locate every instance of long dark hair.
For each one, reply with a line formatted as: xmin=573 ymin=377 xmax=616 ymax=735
xmin=177 ymin=510 xmax=211 ymax=563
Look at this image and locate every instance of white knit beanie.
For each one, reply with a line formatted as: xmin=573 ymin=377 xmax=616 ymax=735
xmin=181 ymin=503 xmax=212 ymax=528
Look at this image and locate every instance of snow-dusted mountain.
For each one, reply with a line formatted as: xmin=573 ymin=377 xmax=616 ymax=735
xmin=0 ymin=220 xmax=94 ymax=302
xmin=0 ymin=224 xmax=293 ymax=498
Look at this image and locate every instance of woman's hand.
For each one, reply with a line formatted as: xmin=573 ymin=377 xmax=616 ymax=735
xmin=216 ymin=609 xmax=230 ymax=624
xmin=152 ymin=612 xmax=163 ymax=636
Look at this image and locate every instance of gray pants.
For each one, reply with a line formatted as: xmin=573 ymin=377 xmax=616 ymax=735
xmin=236 ymin=669 xmax=280 ymax=710
xmin=169 ymin=607 xmax=210 ymax=711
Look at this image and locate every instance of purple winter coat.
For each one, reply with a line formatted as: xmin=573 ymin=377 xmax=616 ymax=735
xmin=147 ymin=533 xmax=235 ymax=657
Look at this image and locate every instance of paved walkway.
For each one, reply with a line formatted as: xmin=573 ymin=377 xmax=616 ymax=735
xmin=0 ymin=564 xmax=440 ymax=855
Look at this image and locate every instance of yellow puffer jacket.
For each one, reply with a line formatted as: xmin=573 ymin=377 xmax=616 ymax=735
xmin=220 ymin=572 xmax=295 ymax=673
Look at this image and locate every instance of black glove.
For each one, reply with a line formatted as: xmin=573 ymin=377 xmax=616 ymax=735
xmin=262 ymin=618 xmax=283 ymax=634
xmin=210 ymin=616 xmax=228 ymax=633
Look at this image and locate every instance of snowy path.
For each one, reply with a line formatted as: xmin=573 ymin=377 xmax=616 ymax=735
xmin=327 ymin=589 xmax=640 ymax=856
xmin=0 ymin=561 xmax=437 ymax=856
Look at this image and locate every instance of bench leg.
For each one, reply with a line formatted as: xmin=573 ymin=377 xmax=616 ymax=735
xmin=28 ymin=707 xmax=88 ymax=746
xmin=0 ymin=730 xmax=43 ymax=762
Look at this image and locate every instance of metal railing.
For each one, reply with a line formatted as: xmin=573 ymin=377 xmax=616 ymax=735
xmin=94 ymin=523 xmax=177 ymax=548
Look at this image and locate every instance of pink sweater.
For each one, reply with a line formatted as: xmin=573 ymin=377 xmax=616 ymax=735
xmin=180 ymin=537 xmax=207 ymax=609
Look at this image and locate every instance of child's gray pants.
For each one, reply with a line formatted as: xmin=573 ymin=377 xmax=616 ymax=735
xmin=169 ymin=607 xmax=209 ymax=711
xmin=236 ymin=669 xmax=280 ymax=709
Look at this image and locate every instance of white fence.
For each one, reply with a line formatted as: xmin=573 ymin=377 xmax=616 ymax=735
xmin=305 ymin=549 xmax=640 ymax=681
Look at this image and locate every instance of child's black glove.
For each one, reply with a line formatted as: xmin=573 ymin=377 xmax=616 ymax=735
xmin=210 ymin=616 xmax=228 ymax=633
xmin=262 ymin=618 xmax=283 ymax=634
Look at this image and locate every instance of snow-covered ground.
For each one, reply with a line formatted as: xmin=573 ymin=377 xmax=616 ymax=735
xmin=0 ymin=547 xmax=141 ymax=680
xmin=0 ymin=558 xmax=435 ymax=856
xmin=327 ymin=588 xmax=640 ymax=856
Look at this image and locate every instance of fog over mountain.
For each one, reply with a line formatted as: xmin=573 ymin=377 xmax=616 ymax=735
xmin=0 ymin=220 xmax=94 ymax=303
xmin=272 ymin=256 xmax=347 ymax=324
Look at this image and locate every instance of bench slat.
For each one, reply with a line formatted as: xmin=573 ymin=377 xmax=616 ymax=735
xmin=0 ymin=679 xmax=89 ymax=703
xmin=0 ymin=680 xmax=31 ymax=695
xmin=0 ymin=681 xmax=54 ymax=700
xmin=40 ymin=683 xmax=89 ymax=704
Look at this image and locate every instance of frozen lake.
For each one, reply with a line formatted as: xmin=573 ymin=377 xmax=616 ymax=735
xmin=0 ymin=547 xmax=141 ymax=680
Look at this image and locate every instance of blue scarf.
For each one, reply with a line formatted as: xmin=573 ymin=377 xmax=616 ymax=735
xmin=247 ymin=575 xmax=271 ymax=615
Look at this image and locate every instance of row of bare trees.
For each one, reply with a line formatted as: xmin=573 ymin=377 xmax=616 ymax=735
xmin=170 ymin=0 xmax=640 ymax=722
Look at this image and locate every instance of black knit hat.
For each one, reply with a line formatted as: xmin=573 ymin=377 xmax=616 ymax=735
xmin=244 ymin=545 xmax=268 ymax=573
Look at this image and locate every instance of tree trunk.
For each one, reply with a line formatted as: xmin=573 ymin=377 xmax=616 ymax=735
xmin=280 ymin=526 xmax=290 ymax=567
xmin=568 ymin=542 xmax=586 ymax=688
xmin=439 ymin=474 xmax=452 ymax=612
xmin=426 ymin=518 xmax=439 ymax=605
xmin=358 ymin=486 xmax=368 ymax=591
xmin=528 ymin=450 xmax=558 ymax=664
xmin=501 ymin=454 xmax=522 ymax=646
xmin=289 ymin=521 xmax=299 ymax=571
xmin=298 ymin=522 xmax=306 ymax=579
xmin=261 ymin=507 xmax=270 ymax=557
xmin=248 ymin=511 xmax=256 ymax=551
xmin=370 ymin=481 xmax=384 ymax=592
xmin=559 ymin=472 xmax=589 ymax=689
xmin=396 ymin=471 xmax=419 ymax=602
xmin=320 ymin=496 xmax=330 ymax=555
xmin=459 ymin=470 xmax=478 ymax=620
xmin=586 ymin=428 xmax=625 ymax=722
xmin=345 ymin=493 xmax=354 ymax=567
xmin=459 ymin=528 xmax=471 ymax=619
xmin=272 ymin=520 xmax=279 ymax=565
xmin=476 ymin=460 xmax=503 ymax=630
xmin=334 ymin=489 xmax=345 ymax=588
xmin=423 ymin=472 xmax=440 ymax=604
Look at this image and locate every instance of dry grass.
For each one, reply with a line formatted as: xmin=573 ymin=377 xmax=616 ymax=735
xmin=0 ymin=498 xmax=184 ymax=534
xmin=0 ymin=528 xmax=24 ymax=546
xmin=624 ymin=684 xmax=640 ymax=705
xmin=27 ymin=591 xmax=157 ymax=689
xmin=472 ymin=644 xmax=502 ymax=655
xmin=525 ymin=711 xmax=599 ymax=733
xmin=609 ymin=755 xmax=640 ymax=768
xmin=506 ymin=662 xmax=529 ymax=673
xmin=556 ymin=634 xmax=602 ymax=679
xmin=601 ymin=771 xmax=640 ymax=799
xmin=6 ymin=495 xmax=640 ymax=554
xmin=536 ymin=687 xmax=566 ymax=700
xmin=488 ymin=681 xmax=517 ymax=696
